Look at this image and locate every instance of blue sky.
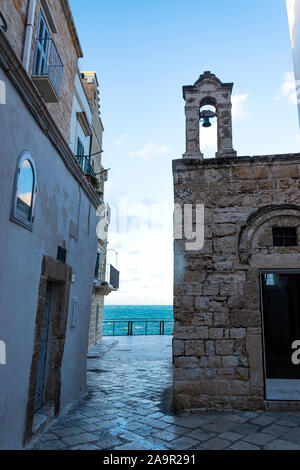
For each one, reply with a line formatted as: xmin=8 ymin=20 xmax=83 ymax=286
xmin=70 ymin=0 xmax=300 ymax=305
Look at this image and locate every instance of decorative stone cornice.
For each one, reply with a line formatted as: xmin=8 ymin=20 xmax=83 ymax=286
xmin=60 ymin=0 xmax=83 ymax=58
xmin=173 ymin=153 xmax=300 ymax=172
xmin=0 ymin=28 xmax=100 ymax=208
xmin=183 ymin=71 xmax=233 ymax=99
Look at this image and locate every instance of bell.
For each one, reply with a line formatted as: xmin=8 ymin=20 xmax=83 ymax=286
xmin=202 ymin=117 xmax=211 ymax=128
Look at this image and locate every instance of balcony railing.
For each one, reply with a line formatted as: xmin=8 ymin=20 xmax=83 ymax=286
xmin=75 ymin=156 xmax=96 ymax=179
xmin=94 ymin=264 xmax=120 ymax=294
xmin=32 ymin=37 xmax=63 ymax=102
xmin=103 ymin=320 xmax=174 ymax=336
xmin=108 ymin=264 xmax=120 ymax=289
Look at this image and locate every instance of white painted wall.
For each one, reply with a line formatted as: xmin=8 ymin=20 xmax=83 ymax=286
xmin=69 ymin=72 xmax=92 ymax=156
xmin=0 ymin=66 xmax=98 ymax=449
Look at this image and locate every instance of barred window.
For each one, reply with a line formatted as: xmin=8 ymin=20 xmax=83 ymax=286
xmin=272 ymin=227 xmax=297 ymax=247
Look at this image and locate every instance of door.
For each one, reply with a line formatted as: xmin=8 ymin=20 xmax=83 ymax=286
xmin=34 ymin=282 xmax=52 ymax=412
xmin=261 ymin=271 xmax=300 ymax=400
xmin=33 ymin=13 xmax=50 ymax=75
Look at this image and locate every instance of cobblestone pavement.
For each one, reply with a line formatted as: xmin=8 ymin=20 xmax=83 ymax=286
xmin=32 ymin=336 xmax=300 ymax=450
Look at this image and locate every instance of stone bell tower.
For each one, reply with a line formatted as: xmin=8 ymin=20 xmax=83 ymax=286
xmin=183 ymin=71 xmax=236 ymax=159
xmin=173 ymin=72 xmax=300 ymax=412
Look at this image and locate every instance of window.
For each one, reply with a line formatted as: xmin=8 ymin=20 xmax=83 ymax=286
xmin=32 ymin=11 xmax=63 ymax=102
xmin=57 ymin=246 xmax=67 ymax=263
xmin=94 ymin=249 xmax=102 ymax=283
xmin=264 ymin=273 xmax=278 ymax=286
xmin=76 ymin=138 xmax=86 ymax=172
xmin=76 ymin=137 xmax=85 ymax=158
xmin=11 ymin=152 xmax=37 ymax=229
xmin=33 ymin=13 xmax=50 ymax=76
xmin=273 ymin=227 xmax=297 ymax=247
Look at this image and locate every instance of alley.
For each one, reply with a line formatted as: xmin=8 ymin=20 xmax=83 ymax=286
xmin=31 ymin=337 xmax=300 ymax=450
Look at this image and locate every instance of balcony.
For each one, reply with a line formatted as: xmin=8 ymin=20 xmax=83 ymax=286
xmin=108 ymin=264 xmax=120 ymax=289
xmin=94 ymin=264 xmax=120 ymax=295
xmin=32 ymin=37 xmax=63 ymax=103
xmin=75 ymin=156 xmax=105 ymax=199
xmin=75 ymin=156 xmax=96 ymax=180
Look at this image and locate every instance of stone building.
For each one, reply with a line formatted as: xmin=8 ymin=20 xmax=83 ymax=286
xmin=68 ymin=68 xmax=120 ymax=347
xmin=0 ymin=0 xmax=101 ymax=449
xmin=81 ymin=72 xmax=120 ymax=347
xmin=173 ymin=71 xmax=300 ymax=412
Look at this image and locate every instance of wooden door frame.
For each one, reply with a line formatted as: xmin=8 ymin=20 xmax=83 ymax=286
xmin=260 ymin=269 xmax=300 ymax=401
xmin=23 ymin=255 xmax=72 ymax=445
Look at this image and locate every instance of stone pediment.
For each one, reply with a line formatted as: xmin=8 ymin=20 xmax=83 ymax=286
xmin=194 ymin=71 xmax=223 ymax=88
xmin=183 ymin=71 xmax=233 ymax=97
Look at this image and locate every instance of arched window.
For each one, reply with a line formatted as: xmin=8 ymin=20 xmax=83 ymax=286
xmin=11 ymin=152 xmax=37 ymax=229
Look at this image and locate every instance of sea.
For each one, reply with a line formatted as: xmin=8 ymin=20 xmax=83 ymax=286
xmin=103 ymin=305 xmax=174 ymax=336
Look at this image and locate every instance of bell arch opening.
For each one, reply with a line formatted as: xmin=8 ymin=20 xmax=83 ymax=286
xmin=199 ymin=104 xmax=217 ymax=159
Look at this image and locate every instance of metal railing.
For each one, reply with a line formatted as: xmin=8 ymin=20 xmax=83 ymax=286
xmin=75 ymin=156 xmax=96 ymax=178
xmin=108 ymin=264 xmax=120 ymax=289
xmin=33 ymin=37 xmax=63 ymax=97
xmin=95 ymin=264 xmax=120 ymax=290
xmin=103 ymin=320 xmax=174 ymax=336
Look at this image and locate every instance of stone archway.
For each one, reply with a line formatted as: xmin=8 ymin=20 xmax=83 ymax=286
xmin=237 ymin=203 xmax=300 ymax=408
xmin=238 ymin=204 xmax=300 ymax=264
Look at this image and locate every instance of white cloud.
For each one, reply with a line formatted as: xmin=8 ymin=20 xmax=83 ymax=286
xmin=294 ymin=132 xmax=300 ymax=141
xmin=232 ymin=94 xmax=250 ymax=119
xmin=129 ymin=141 xmax=170 ymax=160
xmin=105 ymin=199 xmax=174 ymax=305
xmin=106 ymin=226 xmax=173 ymax=305
xmin=114 ymin=134 xmax=128 ymax=146
xmin=275 ymin=71 xmax=299 ymax=105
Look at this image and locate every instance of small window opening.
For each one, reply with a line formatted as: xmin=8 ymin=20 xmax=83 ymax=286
xmin=272 ymin=227 xmax=297 ymax=247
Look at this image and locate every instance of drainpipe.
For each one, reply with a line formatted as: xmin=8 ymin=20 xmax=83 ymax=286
xmin=22 ymin=0 xmax=37 ymax=72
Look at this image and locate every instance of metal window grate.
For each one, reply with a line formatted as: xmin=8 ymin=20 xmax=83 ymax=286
xmin=272 ymin=227 xmax=297 ymax=247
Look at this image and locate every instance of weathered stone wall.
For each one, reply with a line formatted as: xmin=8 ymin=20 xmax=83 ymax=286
xmin=173 ymin=154 xmax=300 ymax=412
xmin=89 ymin=244 xmax=108 ymax=347
xmin=83 ymin=72 xmax=105 ymax=194
xmin=82 ymin=72 xmax=108 ymax=348
xmin=29 ymin=0 xmax=82 ymax=142
xmin=0 ymin=0 xmax=82 ymax=142
xmin=0 ymin=0 xmax=28 ymax=61
xmin=89 ymin=295 xmax=104 ymax=347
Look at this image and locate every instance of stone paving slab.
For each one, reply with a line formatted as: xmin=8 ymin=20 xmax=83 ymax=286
xmin=30 ymin=336 xmax=300 ymax=451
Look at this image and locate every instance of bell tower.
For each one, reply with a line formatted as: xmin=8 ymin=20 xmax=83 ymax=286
xmin=183 ymin=71 xmax=237 ymax=159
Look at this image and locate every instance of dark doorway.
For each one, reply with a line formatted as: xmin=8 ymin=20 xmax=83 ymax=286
xmin=34 ymin=282 xmax=52 ymax=412
xmin=261 ymin=271 xmax=300 ymax=400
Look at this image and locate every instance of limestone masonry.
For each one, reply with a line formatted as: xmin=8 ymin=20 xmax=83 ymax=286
xmin=173 ymin=72 xmax=300 ymax=412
